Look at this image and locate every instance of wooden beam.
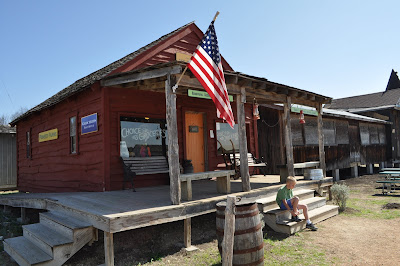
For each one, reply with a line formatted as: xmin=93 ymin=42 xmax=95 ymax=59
xmin=101 ymin=65 xmax=182 ymax=87
xmin=104 ymin=232 xmax=114 ymax=266
xmin=224 ymin=74 xmax=239 ymax=85
xmin=184 ymin=218 xmax=191 ymax=248
xmin=236 ymin=88 xmax=251 ymax=191
xmin=21 ymin=207 xmax=26 ymax=223
xmin=283 ymin=96 xmax=295 ymax=179
xmin=222 ymin=196 xmax=235 ymax=266
xmin=317 ymin=103 xmax=326 ymax=177
xmin=166 ymin=74 xmax=181 ymax=205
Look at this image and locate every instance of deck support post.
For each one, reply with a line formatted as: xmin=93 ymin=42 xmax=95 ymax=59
xmin=184 ymin=217 xmax=191 ymax=248
xmin=236 ymin=87 xmax=250 ymax=191
xmin=283 ymin=96 xmax=295 ymax=182
xmin=3 ymin=205 xmax=10 ymax=213
xmin=367 ymin=164 xmax=374 ymax=175
xmin=351 ymin=166 xmax=358 ymax=178
xmin=104 ymin=231 xmax=114 ymax=266
xmin=332 ymin=169 xmax=340 ymax=182
xmin=20 ymin=207 xmax=26 ymax=223
xmin=316 ymin=103 xmax=326 ymax=177
xmin=380 ymin=162 xmax=385 ymax=170
xmin=166 ymin=74 xmax=181 ymax=205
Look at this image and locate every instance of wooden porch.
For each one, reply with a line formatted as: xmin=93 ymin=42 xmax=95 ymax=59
xmin=0 ymin=174 xmax=333 ymax=265
xmin=0 ymin=175 xmax=333 ymax=234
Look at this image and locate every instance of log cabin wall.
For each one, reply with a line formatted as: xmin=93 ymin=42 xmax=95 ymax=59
xmin=258 ymin=105 xmax=388 ymax=174
xmin=291 ymin=116 xmax=387 ymax=171
xmin=15 ymin=87 xmax=104 ymax=193
xmin=106 ymin=86 xmax=256 ymax=190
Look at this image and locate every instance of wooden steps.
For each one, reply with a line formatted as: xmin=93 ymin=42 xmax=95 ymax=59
xmin=256 ymin=189 xmax=315 ymax=213
xmin=257 ymin=189 xmax=338 ymax=235
xmin=3 ymin=211 xmax=95 ymax=265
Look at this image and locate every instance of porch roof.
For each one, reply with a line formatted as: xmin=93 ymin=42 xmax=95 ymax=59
xmin=101 ymin=61 xmax=332 ymax=108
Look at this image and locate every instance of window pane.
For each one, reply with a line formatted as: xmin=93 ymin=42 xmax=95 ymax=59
xmin=71 ymin=136 xmax=76 ymax=154
xmin=70 ymin=117 xmax=76 ymax=137
xmin=120 ymin=118 xmax=167 ymax=157
xmin=216 ymin=122 xmax=239 ymax=154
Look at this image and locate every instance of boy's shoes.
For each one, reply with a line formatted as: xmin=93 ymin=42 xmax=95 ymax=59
xmin=306 ymin=222 xmax=318 ymax=231
xmin=290 ymin=216 xmax=302 ymax=222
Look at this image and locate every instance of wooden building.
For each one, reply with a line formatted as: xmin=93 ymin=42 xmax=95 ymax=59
xmin=325 ymin=69 xmax=400 ymax=164
xmin=257 ymin=104 xmax=390 ymax=179
xmin=11 ymin=22 xmax=331 ymax=195
xmin=3 ymin=22 xmax=338 ymax=266
xmin=0 ymin=125 xmax=17 ymax=190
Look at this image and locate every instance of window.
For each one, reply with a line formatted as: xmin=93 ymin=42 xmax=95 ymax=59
xmin=120 ymin=116 xmax=167 ymax=158
xmin=26 ymin=131 xmax=31 ymax=158
xmin=70 ymin=116 xmax=77 ymax=154
xmin=216 ymin=122 xmax=239 ymax=154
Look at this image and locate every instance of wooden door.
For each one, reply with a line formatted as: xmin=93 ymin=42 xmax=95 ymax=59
xmin=185 ymin=112 xmax=205 ymax=173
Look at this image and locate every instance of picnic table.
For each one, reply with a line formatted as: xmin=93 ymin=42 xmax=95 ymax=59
xmin=376 ymin=180 xmax=400 ymax=195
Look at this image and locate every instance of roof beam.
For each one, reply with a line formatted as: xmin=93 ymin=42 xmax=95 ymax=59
xmin=101 ymin=65 xmax=182 ymax=87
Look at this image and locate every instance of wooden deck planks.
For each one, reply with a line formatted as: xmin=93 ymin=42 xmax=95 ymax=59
xmin=0 ymin=176 xmax=333 ymax=233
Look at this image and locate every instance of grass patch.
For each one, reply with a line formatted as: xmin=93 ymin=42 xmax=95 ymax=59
xmin=344 ymin=196 xmax=400 ymax=219
xmin=263 ymin=232 xmax=339 ymax=265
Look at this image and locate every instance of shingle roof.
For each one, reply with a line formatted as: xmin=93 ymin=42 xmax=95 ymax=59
xmin=11 ymin=22 xmax=195 ymax=125
xmin=325 ymin=88 xmax=400 ymax=111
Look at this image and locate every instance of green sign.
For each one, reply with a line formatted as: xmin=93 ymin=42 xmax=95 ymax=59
xmin=188 ymin=89 xmax=233 ymax=102
xmin=291 ymin=106 xmax=318 ymax=116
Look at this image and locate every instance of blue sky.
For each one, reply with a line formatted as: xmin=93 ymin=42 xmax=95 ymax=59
xmin=1 ymin=1 xmax=399 ymax=118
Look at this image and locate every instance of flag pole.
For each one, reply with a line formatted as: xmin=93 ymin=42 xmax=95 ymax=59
xmin=172 ymin=11 xmax=220 ymax=93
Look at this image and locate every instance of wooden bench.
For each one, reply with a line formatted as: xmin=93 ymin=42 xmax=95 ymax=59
xmin=277 ymin=161 xmax=320 ymax=183
xmin=121 ymin=156 xmax=169 ymax=191
xmin=180 ymin=170 xmax=235 ymax=201
xmin=376 ymin=180 xmax=400 ymax=195
xmin=228 ymin=153 xmax=267 ymax=176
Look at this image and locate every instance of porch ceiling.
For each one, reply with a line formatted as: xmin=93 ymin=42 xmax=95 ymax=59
xmin=101 ymin=62 xmax=331 ymax=108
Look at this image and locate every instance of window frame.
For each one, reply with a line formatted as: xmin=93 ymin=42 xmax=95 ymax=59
xmin=69 ymin=116 xmax=78 ymax=154
xmin=119 ymin=116 xmax=168 ymax=158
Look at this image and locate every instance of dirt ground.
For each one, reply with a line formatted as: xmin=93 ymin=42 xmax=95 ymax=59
xmin=302 ymin=174 xmax=400 ymax=266
xmin=1 ymin=173 xmax=400 ymax=265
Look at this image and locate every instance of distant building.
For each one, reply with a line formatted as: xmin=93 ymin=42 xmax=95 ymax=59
xmin=325 ymin=69 xmax=400 ymax=163
xmin=0 ymin=125 xmax=17 ymax=189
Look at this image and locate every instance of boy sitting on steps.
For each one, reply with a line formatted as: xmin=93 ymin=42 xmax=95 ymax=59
xmin=276 ymin=176 xmax=318 ymax=231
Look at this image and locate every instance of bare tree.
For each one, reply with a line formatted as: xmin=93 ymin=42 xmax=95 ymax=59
xmin=0 ymin=114 xmax=9 ymax=125
xmin=10 ymin=107 xmax=28 ymax=122
xmin=0 ymin=107 xmax=28 ymax=125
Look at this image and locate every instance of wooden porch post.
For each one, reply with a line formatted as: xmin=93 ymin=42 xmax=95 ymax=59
xmin=317 ymin=103 xmax=326 ymax=177
xmin=283 ymin=96 xmax=295 ymax=178
xmin=166 ymin=74 xmax=181 ymax=205
xmin=104 ymin=232 xmax=114 ymax=266
xmin=236 ymin=87 xmax=251 ymax=191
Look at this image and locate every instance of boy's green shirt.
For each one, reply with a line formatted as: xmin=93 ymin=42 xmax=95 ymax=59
xmin=276 ymin=185 xmax=293 ymax=206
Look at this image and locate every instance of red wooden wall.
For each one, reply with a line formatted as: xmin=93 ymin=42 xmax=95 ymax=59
xmin=106 ymin=87 xmax=257 ymax=190
xmin=16 ymin=87 xmax=105 ymax=193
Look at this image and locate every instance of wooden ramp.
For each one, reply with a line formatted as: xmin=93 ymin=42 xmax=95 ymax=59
xmin=3 ymin=211 xmax=95 ymax=266
xmin=257 ymin=189 xmax=339 ymax=235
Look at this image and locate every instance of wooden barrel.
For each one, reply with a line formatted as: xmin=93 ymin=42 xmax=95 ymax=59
xmin=304 ymin=168 xmax=324 ymax=180
xmin=216 ymin=200 xmax=264 ymax=266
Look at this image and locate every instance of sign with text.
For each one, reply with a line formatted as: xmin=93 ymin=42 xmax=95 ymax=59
xmin=81 ymin=113 xmax=98 ymax=135
xmin=188 ymin=89 xmax=233 ymax=102
xmin=39 ymin=128 xmax=58 ymax=143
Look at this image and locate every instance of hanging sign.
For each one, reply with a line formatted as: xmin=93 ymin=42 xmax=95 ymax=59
xmin=188 ymin=89 xmax=233 ymax=102
xmin=81 ymin=113 xmax=98 ymax=135
xmin=39 ymin=128 xmax=58 ymax=142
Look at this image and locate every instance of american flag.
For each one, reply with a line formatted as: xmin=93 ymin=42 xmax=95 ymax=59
xmin=188 ymin=21 xmax=235 ymax=128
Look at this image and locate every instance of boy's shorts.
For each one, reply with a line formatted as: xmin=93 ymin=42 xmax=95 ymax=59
xmin=279 ymin=198 xmax=294 ymax=210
